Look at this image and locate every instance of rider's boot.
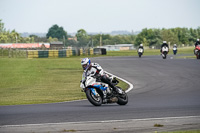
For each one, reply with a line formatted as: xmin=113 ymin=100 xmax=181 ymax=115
xmin=111 ymin=85 xmax=124 ymax=95
xmin=101 ymin=75 xmax=124 ymax=95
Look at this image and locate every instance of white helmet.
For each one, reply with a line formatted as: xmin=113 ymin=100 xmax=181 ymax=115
xmin=174 ymin=44 xmax=176 ymax=46
xmin=163 ymin=41 xmax=167 ymax=43
xmin=197 ymin=39 xmax=200 ymax=41
xmin=81 ymin=58 xmax=91 ymax=70
xmin=140 ymin=44 xmax=143 ymax=47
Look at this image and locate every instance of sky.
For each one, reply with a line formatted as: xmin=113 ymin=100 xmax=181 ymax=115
xmin=0 ymin=0 xmax=200 ymax=34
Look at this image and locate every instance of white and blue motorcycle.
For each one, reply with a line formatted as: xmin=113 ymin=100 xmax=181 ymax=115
xmin=173 ymin=47 xmax=177 ymax=55
xmin=138 ymin=48 xmax=144 ymax=58
xmin=161 ymin=46 xmax=169 ymax=59
xmin=80 ymin=75 xmax=128 ymax=106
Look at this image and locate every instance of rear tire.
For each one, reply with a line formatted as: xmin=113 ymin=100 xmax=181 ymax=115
xmin=86 ymin=89 xmax=102 ymax=106
xmin=116 ymin=87 xmax=128 ymax=105
xmin=117 ymin=93 xmax=128 ymax=105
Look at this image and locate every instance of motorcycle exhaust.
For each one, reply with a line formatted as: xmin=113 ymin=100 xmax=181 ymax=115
xmin=107 ymin=97 xmax=118 ymax=103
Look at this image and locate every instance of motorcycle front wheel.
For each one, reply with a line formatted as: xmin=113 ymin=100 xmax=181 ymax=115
xmin=138 ymin=53 xmax=142 ymax=58
xmin=86 ymin=89 xmax=102 ymax=106
xmin=197 ymin=51 xmax=200 ymax=59
xmin=162 ymin=54 xmax=166 ymax=59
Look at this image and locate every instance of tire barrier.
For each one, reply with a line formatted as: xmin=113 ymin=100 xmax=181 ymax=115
xmin=38 ymin=51 xmax=49 ymax=58
xmin=93 ymin=48 xmax=107 ymax=55
xmin=26 ymin=48 xmax=95 ymax=58
xmin=0 ymin=48 xmax=105 ymax=58
xmin=27 ymin=50 xmax=39 ymax=58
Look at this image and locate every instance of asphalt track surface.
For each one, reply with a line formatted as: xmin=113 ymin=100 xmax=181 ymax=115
xmin=0 ymin=55 xmax=200 ymax=132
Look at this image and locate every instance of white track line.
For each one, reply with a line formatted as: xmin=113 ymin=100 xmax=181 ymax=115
xmin=104 ymin=71 xmax=134 ymax=93
xmin=1 ymin=116 xmax=199 ymax=128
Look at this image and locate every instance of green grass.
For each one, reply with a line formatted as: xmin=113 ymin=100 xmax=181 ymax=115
xmin=0 ymin=58 xmax=85 ymax=105
xmin=160 ymin=130 xmax=200 ymax=133
xmin=0 ymin=57 xmax=129 ymax=105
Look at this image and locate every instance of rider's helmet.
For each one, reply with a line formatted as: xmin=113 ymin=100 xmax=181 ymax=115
xmin=163 ymin=41 xmax=167 ymax=43
xmin=197 ymin=39 xmax=200 ymax=42
xmin=81 ymin=58 xmax=91 ymax=71
xmin=140 ymin=44 xmax=143 ymax=47
xmin=174 ymin=44 xmax=177 ymax=46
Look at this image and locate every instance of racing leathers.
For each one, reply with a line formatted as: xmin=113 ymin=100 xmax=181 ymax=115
xmin=138 ymin=46 xmax=144 ymax=52
xmin=195 ymin=41 xmax=200 ymax=47
xmin=160 ymin=43 xmax=169 ymax=53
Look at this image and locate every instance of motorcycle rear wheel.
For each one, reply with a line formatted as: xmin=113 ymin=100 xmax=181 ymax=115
xmin=116 ymin=87 xmax=128 ymax=105
xmin=86 ymin=89 xmax=102 ymax=106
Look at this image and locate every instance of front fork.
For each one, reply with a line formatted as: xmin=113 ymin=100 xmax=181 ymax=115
xmin=84 ymin=88 xmax=100 ymax=97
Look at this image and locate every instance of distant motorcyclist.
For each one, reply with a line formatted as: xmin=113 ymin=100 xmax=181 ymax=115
xmin=173 ymin=44 xmax=178 ymax=55
xmin=160 ymin=41 xmax=169 ymax=53
xmin=173 ymin=44 xmax=177 ymax=47
xmin=137 ymin=44 xmax=144 ymax=57
xmin=81 ymin=58 xmax=123 ymax=95
xmin=195 ymin=39 xmax=200 ymax=47
xmin=138 ymin=44 xmax=144 ymax=52
xmin=194 ymin=39 xmax=200 ymax=55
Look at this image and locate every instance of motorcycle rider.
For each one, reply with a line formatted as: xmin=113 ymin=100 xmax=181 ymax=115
xmin=194 ymin=39 xmax=200 ymax=54
xmin=81 ymin=58 xmax=123 ymax=95
xmin=173 ymin=44 xmax=177 ymax=49
xmin=195 ymin=39 xmax=200 ymax=47
xmin=160 ymin=41 xmax=169 ymax=53
xmin=138 ymin=44 xmax=144 ymax=52
xmin=173 ymin=44 xmax=177 ymax=47
xmin=173 ymin=44 xmax=178 ymax=55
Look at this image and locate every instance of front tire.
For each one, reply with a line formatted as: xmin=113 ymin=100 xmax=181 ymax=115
xmin=173 ymin=50 xmax=177 ymax=55
xmin=197 ymin=51 xmax=200 ymax=59
xmin=138 ymin=53 xmax=142 ymax=58
xmin=162 ymin=53 xmax=167 ymax=59
xmin=85 ymin=89 xmax=102 ymax=106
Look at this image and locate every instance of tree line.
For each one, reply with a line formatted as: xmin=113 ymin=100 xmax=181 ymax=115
xmin=0 ymin=19 xmax=199 ymax=48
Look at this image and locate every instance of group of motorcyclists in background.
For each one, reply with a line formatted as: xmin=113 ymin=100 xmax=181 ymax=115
xmin=137 ymin=39 xmax=200 ymax=59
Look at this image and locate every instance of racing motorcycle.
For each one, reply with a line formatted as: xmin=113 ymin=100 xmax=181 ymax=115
xmin=173 ymin=47 xmax=177 ymax=55
xmin=138 ymin=48 xmax=144 ymax=58
xmin=161 ymin=46 xmax=169 ymax=59
xmin=80 ymin=74 xmax=128 ymax=106
xmin=194 ymin=45 xmax=200 ymax=59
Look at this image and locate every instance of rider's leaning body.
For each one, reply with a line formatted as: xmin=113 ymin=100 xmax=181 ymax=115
xmin=195 ymin=39 xmax=200 ymax=47
xmin=81 ymin=58 xmax=123 ymax=95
